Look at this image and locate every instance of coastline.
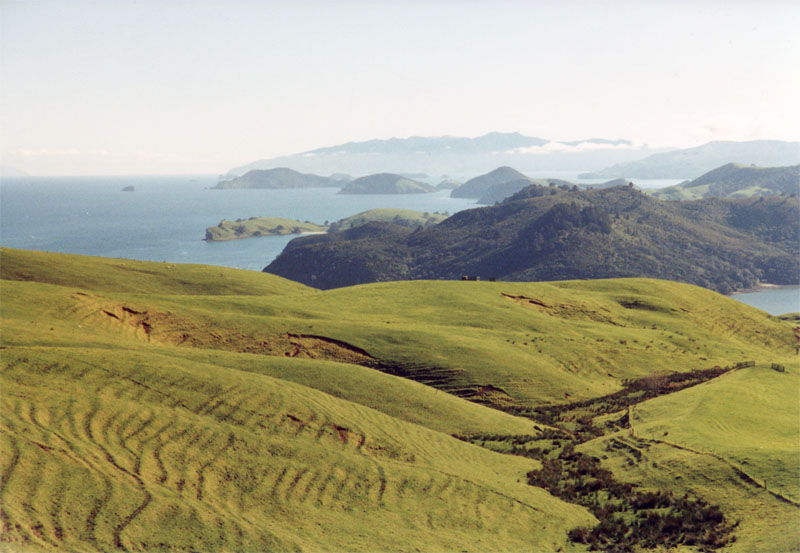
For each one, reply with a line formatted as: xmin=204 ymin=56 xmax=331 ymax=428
xmin=728 ymin=283 xmax=797 ymax=296
xmin=204 ymin=229 xmax=329 ymax=242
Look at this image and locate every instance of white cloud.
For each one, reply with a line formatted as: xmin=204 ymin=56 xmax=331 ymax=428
xmin=687 ymin=113 xmax=797 ymax=145
xmin=506 ymin=141 xmax=639 ymax=155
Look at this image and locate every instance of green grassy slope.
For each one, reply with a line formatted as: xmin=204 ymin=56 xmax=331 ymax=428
xmin=578 ymin=363 xmax=800 ymax=552
xmin=1 ymin=345 xmax=593 ymax=552
xmin=631 ymin=365 xmax=799 ymax=502
xmin=216 ymin=278 xmax=791 ymax=404
xmin=3 ymin=248 xmax=793 ymax=407
xmin=2 ymin=248 xmax=798 ymax=552
xmin=0 ymin=279 xmax=536 ymax=438
xmin=0 ymin=248 xmax=314 ymax=296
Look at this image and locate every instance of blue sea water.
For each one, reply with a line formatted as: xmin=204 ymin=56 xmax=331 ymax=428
xmin=730 ymin=287 xmax=800 ymax=316
xmin=0 ymin=175 xmax=478 ymax=271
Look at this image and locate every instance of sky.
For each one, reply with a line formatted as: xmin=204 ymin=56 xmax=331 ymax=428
xmin=1 ymin=0 xmax=798 ymax=176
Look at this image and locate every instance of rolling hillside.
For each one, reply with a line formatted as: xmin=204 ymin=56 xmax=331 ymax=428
xmin=2 ymin=248 xmax=797 ymax=552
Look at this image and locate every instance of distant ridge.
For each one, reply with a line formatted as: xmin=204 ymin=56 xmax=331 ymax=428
xmin=580 ymin=140 xmax=800 ymax=180
xmin=225 ymin=133 xmax=663 ymax=178
xmin=650 ymin=163 xmax=800 ymax=200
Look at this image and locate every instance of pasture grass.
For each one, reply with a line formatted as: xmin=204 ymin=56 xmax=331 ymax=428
xmin=1 ymin=248 xmax=797 ymax=552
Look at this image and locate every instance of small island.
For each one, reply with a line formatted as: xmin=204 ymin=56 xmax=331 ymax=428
xmin=338 ymin=173 xmax=435 ymax=194
xmin=205 ymin=217 xmax=327 ymax=241
xmin=212 ymin=167 xmax=341 ymax=190
xmin=121 ymin=185 xmax=136 ymax=192
xmin=205 ymin=209 xmax=450 ymax=242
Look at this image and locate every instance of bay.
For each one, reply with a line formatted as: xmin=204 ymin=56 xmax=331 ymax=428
xmin=729 ymin=287 xmax=800 ymax=316
xmin=0 ymin=175 xmax=478 ymax=271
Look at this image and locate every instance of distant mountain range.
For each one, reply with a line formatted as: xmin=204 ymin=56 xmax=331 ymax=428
xmin=580 ymin=140 xmax=800 ymax=180
xmin=264 ymin=186 xmax=799 ymax=293
xmin=650 ymin=163 xmax=800 ymax=200
xmin=226 ymin=133 xmax=663 ymax=179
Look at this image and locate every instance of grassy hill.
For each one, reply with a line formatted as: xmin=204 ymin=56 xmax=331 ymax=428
xmin=650 ymin=163 xmax=800 ymax=200
xmin=2 ymin=248 xmax=797 ymax=552
xmin=577 ymin=364 xmax=799 ymax=552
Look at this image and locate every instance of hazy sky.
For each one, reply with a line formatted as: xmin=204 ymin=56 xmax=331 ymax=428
xmin=1 ymin=0 xmax=798 ymax=175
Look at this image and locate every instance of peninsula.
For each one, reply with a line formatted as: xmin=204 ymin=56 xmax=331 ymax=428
xmin=205 ymin=217 xmax=327 ymax=241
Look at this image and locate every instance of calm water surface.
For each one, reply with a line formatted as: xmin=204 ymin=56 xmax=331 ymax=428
xmin=0 ymin=175 xmax=477 ymax=271
xmin=729 ymin=287 xmax=800 ymax=316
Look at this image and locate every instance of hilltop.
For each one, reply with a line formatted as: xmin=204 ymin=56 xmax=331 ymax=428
xmin=265 ymin=185 xmax=799 ymax=293
xmin=1 ymin=248 xmax=797 ymax=552
xmin=477 ymin=177 xmax=578 ymax=205
xmin=338 ymin=173 xmax=435 ymax=194
xmin=327 ymin=208 xmax=447 ymax=232
xmin=450 ymin=166 xmax=533 ymax=198
xmin=580 ymin=140 xmax=800 ymax=180
xmin=212 ymin=167 xmax=341 ymax=189
xmin=650 ymin=163 xmax=800 ymax=200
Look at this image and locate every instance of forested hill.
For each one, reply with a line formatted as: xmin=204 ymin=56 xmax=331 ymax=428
xmin=264 ymin=186 xmax=799 ymax=293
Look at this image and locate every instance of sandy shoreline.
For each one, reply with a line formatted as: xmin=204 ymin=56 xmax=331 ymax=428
xmin=729 ymin=283 xmax=799 ymax=296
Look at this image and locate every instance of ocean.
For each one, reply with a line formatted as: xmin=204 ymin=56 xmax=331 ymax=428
xmin=1 ymin=174 xmax=796 ymax=314
xmin=0 ymin=175 xmax=477 ymax=271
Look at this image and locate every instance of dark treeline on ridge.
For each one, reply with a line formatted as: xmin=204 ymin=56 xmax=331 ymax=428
xmin=264 ymin=185 xmax=799 ymax=293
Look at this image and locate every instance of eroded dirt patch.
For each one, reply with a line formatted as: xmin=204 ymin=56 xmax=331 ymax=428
xmin=502 ymin=293 xmax=623 ymax=326
xmin=70 ymin=292 xmax=376 ymax=365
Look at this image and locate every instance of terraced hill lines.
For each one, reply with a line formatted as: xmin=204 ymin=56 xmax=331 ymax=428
xmin=0 ymin=346 xmax=593 ymax=551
